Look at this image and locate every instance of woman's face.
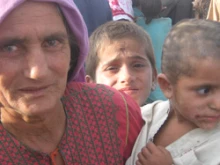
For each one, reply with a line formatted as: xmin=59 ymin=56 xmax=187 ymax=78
xmin=0 ymin=1 xmax=71 ymax=117
xmin=94 ymin=38 xmax=156 ymax=106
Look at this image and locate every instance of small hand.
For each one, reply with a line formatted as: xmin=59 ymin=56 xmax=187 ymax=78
xmin=136 ymin=142 xmax=173 ymax=165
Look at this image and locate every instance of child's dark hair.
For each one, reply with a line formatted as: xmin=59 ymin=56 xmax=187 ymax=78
xmin=139 ymin=0 xmax=162 ymax=24
xmin=162 ymin=19 xmax=220 ymax=84
xmin=86 ymin=21 xmax=156 ymax=80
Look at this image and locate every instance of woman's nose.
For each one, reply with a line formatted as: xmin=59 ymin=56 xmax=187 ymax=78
xmin=23 ymin=48 xmax=49 ymax=80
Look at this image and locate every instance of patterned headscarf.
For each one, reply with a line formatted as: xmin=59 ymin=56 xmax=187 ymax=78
xmin=0 ymin=0 xmax=88 ymax=82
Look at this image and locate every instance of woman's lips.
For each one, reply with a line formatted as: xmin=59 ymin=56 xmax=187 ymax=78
xmin=19 ymin=85 xmax=50 ymax=97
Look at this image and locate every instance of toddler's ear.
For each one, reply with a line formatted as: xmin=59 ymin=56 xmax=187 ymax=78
xmin=85 ymin=75 xmax=95 ymax=83
xmin=157 ymin=73 xmax=173 ymax=99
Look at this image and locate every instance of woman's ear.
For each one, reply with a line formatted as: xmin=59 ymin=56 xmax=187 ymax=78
xmin=85 ymin=75 xmax=95 ymax=83
xmin=157 ymin=73 xmax=173 ymax=99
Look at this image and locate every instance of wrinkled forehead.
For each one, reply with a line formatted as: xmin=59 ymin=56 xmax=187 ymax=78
xmin=0 ymin=1 xmax=62 ymax=29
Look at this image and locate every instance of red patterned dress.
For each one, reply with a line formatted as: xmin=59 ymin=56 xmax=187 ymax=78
xmin=0 ymin=82 xmax=143 ymax=165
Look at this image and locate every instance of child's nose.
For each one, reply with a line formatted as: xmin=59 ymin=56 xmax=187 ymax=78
xmin=119 ymin=67 xmax=135 ymax=83
xmin=209 ymin=97 xmax=220 ymax=111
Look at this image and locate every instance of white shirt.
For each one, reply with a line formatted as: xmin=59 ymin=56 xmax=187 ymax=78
xmin=126 ymin=100 xmax=220 ymax=165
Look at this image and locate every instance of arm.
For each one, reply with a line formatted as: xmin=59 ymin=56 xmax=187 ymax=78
xmin=136 ymin=142 xmax=173 ymax=165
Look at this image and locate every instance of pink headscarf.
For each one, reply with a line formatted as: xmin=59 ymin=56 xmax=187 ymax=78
xmin=0 ymin=0 xmax=88 ymax=82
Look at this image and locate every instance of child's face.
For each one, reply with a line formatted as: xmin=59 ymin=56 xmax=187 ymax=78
xmin=169 ymin=57 xmax=220 ymax=130
xmin=95 ymin=38 xmax=156 ymax=106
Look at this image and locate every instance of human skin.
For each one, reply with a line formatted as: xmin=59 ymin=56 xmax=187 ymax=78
xmin=136 ymin=142 xmax=173 ymax=165
xmin=136 ymin=54 xmax=220 ymax=165
xmin=0 ymin=1 xmax=70 ymax=117
xmin=88 ymin=38 xmax=156 ymax=106
xmin=0 ymin=1 xmax=70 ymax=154
xmin=160 ymin=56 xmax=220 ymax=130
xmin=136 ymin=56 xmax=220 ymax=165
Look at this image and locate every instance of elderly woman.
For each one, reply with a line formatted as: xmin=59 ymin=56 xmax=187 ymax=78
xmin=0 ymin=0 xmax=143 ymax=164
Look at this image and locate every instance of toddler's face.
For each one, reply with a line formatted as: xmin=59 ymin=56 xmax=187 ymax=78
xmin=170 ymin=57 xmax=220 ymax=130
xmin=94 ymin=38 xmax=156 ymax=106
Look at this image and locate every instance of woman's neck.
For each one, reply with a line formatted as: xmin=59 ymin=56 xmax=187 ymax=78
xmin=0 ymin=102 xmax=66 ymax=153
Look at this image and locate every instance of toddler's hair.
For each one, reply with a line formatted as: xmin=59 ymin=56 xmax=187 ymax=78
xmin=162 ymin=19 xmax=220 ymax=84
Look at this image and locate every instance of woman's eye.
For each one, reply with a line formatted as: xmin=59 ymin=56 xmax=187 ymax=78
xmin=43 ymin=37 xmax=64 ymax=48
xmin=42 ymin=38 xmax=65 ymax=51
xmin=2 ymin=45 xmax=17 ymax=52
xmin=197 ymin=87 xmax=210 ymax=95
xmin=46 ymin=39 xmax=59 ymax=47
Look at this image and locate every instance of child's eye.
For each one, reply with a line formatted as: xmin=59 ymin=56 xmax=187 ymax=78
xmin=106 ymin=66 xmax=118 ymax=71
xmin=134 ymin=64 xmax=144 ymax=68
xmin=133 ymin=63 xmax=145 ymax=68
xmin=197 ymin=86 xmax=211 ymax=95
